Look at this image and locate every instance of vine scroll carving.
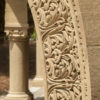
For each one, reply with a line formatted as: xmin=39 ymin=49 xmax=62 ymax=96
xmin=28 ymin=0 xmax=91 ymax=100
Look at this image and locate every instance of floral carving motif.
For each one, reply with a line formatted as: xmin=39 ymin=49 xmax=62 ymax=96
xmin=30 ymin=0 xmax=90 ymax=100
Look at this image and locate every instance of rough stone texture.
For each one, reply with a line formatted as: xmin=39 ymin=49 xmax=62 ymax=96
xmin=79 ymin=0 xmax=100 ymax=100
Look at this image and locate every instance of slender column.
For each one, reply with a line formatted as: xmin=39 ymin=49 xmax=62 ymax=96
xmin=5 ymin=0 xmax=33 ymax=100
xmin=28 ymin=0 xmax=44 ymax=88
xmin=32 ymin=37 xmax=44 ymax=87
xmin=5 ymin=30 xmax=33 ymax=100
xmin=9 ymin=34 xmax=29 ymax=93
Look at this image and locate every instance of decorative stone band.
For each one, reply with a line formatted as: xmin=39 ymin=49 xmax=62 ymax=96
xmin=5 ymin=23 xmax=29 ymax=42
xmin=28 ymin=0 xmax=91 ymax=100
xmin=4 ymin=21 xmax=29 ymax=41
xmin=8 ymin=30 xmax=29 ymax=42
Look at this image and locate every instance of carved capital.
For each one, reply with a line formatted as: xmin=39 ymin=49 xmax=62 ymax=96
xmin=8 ymin=30 xmax=29 ymax=42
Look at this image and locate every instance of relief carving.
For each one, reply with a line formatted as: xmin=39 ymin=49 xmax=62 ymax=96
xmin=8 ymin=30 xmax=29 ymax=41
xmin=29 ymin=0 xmax=91 ymax=100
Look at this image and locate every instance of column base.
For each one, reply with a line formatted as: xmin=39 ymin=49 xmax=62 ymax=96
xmin=32 ymin=77 xmax=44 ymax=87
xmin=5 ymin=92 xmax=34 ymax=100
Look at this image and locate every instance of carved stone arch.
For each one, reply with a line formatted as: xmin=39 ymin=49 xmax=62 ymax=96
xmin=28 ymin=0 xmax=91 ymax=100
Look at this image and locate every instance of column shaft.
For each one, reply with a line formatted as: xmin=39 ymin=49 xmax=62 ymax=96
xmin=9 ymin=37 xmax=29 ymax=93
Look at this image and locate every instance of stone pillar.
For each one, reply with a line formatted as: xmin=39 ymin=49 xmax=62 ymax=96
xmin=28 ymin=0 xmax=44 ymax=87
xmin=31 ymin=37 xmax=44 ymax=87
xmin=5 ymin=0 xmax=33 ymax=100
xmin=6 ymin=30 xmax=33 ymax=100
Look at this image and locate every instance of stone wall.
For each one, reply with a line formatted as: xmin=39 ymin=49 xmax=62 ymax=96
xmin=79 ymin=0 xmax=100 ymax=100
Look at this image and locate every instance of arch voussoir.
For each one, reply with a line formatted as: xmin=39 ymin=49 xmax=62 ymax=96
xmin=29 ymin=0 xmax=91 ymax=100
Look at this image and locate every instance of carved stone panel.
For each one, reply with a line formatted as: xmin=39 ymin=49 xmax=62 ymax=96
xmin=28 ymin=0 xmax=91 ymax=100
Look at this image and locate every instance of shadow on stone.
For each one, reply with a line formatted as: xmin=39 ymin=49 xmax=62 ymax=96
xmin=0 ymin=0 xmax=6 ymax=41
xmin=35 ymin=97 xmax=44 ymax=100
xmin=29 ymin=41 xmax=36 ymax=79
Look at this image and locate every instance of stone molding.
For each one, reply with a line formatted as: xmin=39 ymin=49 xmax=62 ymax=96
xmin=8 ymin=30 xmax=29 ymax=42
xmin=29 ymin=0 xmax=91 ymax=100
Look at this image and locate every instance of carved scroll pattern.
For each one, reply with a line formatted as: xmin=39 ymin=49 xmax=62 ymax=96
xmin=31 ymin=0 xmax=85 ymax=99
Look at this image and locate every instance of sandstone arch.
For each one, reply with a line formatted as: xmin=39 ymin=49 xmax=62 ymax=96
xmin=5 ymin=0 xmax=91 ymax=100
xmin=28 ymin=0 xmax=91 ymax=100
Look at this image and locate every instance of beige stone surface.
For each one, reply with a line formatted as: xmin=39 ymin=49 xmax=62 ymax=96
xmin=29 ymin=0 xmax=91 ymax=100
xmin=1 ymin=0 xmax=100 ymax=100
xmin=5 ymin=0 xmax=28 ymax=28
xmin=32 ymin=37 xmax=44 ymax=87
xmin=79 ymin=0 xmax=100 ymax=100
xmin=5 ymin=0 xmax=33 ymax=100
xmin=29 ymin=0 xmax=100 ymax=99
xmin=87 ymin=46 xmax=100 ymax=100
xmin=79 ymin=0 xmax=100 ymax=46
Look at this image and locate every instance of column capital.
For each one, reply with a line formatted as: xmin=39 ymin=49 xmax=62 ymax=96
xmin=8 ymin=29 xmax=29 ymax=42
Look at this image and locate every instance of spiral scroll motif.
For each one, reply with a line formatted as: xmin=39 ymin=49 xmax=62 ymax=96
xmin=30 ymin=0 xmax=90 ymax=100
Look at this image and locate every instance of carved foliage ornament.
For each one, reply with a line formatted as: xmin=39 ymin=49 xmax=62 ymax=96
xmin=30 ymin=0 xmax=91 ymax=100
